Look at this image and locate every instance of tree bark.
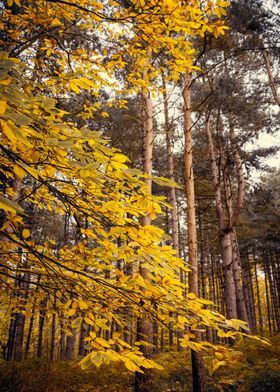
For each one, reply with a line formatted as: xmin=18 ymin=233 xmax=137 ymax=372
xmin=183 ymin=72 xmax=206 ymax=392
xmin=253 ymin=252 xmax=263 ymax=333
xmin=6 ymin=315 xmax=16 ymax=361
xmin=37 ymin=296 xmax=48 ymax=358
xmin=262 ymin=49 xmax=280 ymax=107
xmin=135 ymin=74 xmax=154 ymax=392
xmin=205 ymin=115 xmax=237 ymax=320
xmin=14 ymin=267 xmax=30 ymax=361
xmin=50 ymin=295 xmax=57 ymax=361
xmin=231 ymin=233 xmax=249 ymax=324
xmin=162 ymin=72 xmax=180 ymax=350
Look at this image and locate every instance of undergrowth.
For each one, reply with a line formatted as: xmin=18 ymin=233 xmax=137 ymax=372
xmin=0 ymin=335 xmax=279 ymax=391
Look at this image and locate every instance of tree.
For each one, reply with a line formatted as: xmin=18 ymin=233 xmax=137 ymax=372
xmin=1 ymin=1 xmax=266 ymax=390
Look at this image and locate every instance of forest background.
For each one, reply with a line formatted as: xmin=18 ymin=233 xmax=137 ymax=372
xmin=0 ymin=0 xmax=279 ymax=391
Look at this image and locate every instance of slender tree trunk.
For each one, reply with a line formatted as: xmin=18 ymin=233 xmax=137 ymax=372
xmin=275 ymin=255 xmax=280 ymax=305
xmin=25 ymin=299 xmax=36 ymax=358
xmin=264 ymin=257 xmax=273 ymax=335
xmin=37 ymin=296 xmax=47 ymax=358
xmin=78 ymin=324 xmax=86 ymax=357
xmin=160 ymin=327 xmax=164 ymax=352
xmin=231 ymin=233 xmax=249 ymax=324
xmin=262 ymin=49 xmax=280 ymax=107
xmin=59 ymin=314 xmax=66 ymax=360
xmin=6 ymin=315 xmax=16 ymax=361
xmin=253 ymin=253 xmax=263 ymax=333
xmin=209 ymin=254 xmax=217 ymax=344
xmin=14 ymin=267 xmax=30 ymax=361
xmin=135 ymin=77 xmax=154 ymax=392
xmin=183 ymin=72 xmax=206 ymax=392
xmin=13 ymin=313 xmax=25 ymax=361
xmin=266 ymin=255 xmax=280 ymax=332
xmin=220 ymin=232 xmax=237 ymax=319
xmin=50 ymin=295 xmax=57 ymax=361
xmin=241 ymin=252 xmax=257 ymax=333
xmin=205 ymin=115 xmax=237 ymax=319
xmin=65 ymin=328 xmax=76 ymax=360
xmin=162 ymin=73 xmax=180 ymax=257
xmin=162 ymin=72 xmax=180 ymax=350
xmin=271 ymin=253 xmax=280 ymax=310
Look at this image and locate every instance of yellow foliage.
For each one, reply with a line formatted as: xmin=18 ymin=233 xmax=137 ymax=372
xmin=0 ymin=0 xmax=236 ymax=374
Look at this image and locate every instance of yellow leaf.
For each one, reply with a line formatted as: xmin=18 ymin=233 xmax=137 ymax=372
xmin=112 ymin=153 xmax=128 ymax=163
xmin=215 ymin=352 xmax=224 ymax=360
xmin=0 ymin=78 xmax=12 ymax=86
xmin=14 ymin=165 xmax=26 ymax=180
xmin=217 ymin=330 xmax=235 ymax=338
xmin=123 ymin=358 xmax=143 ymax=373
xmin=64 ymin=300 xmax=72 ymax=309
xmin=89 ymin=331 xmax=96 ymax=339
xmin=44 ymin=166 xmax=56 ymax=177
xmin=95 ymin=337 xmax=111 ymax=348
xmin=91 ymin=352 xmax=103 ymax=368
xmin=84 ymin=317 xmax=94 ymax=326
xmin=69 ymin=80 xmax=80 ymax=94
xmin=71 ymin=317 xmax=83 ymax=329
xmin=50 ymin=17 xmax=61 ymax=26
xmin=210 ymin=359 xmax=227 ymax=375
xmin=0 ymin=195 xmax=23 ymax=214
xmin=96 ymin=319 xmax=110 ymax=330
xmin=22 ymin=229 xmax=30 ymax=238
xmin=68 ymin=308 xmax=76 ymax=316
xmin=0 ymin=120 xmax=16 ymax=144
xmin=0 ymin=100 xmax=7 ymax=114
xmin=80 ymin=352 xmax=92 ymax=370
xmin=79 ymin=300 xmax=89 ymax=310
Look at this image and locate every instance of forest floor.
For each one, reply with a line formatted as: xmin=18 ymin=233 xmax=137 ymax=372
xmin=0 ymin=335 xmax=279 ymax=392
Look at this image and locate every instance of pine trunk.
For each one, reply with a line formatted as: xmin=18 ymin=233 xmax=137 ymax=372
xmin=162 ymin=72 xmax=180 ymax=350
xmin=183 ymin=72 xmax=206 ymax=392
xmin=253 ymin=253 xmax=263 ymax=333
xmin=135 ymin=80 xmax=154 ymax=392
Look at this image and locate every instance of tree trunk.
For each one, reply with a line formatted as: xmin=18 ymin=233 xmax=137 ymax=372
xmin=209 ymin=254 xmax=217 ymax=344
xmin=262 ymin=49 xmax=280 ymax=107
xmin=37 ymin=296 xmax=47 ymax=358
xmin=253 ymin=252 xmax=263 ymax=333
xmin=59 ymin=315 xmax=66 ymax=360
xmin=14 ymin=268 xmax=30 ymax=361
xmin=25 ymin=300 xmax=36 ymax=358
xmin=6 ymin=315 xmax=16 ymax=361
xmin=266 ymin=255 xmax=280 ymax=332
xmin=162 ymin=72 xmax=180 ymax=349
xmin=264 ymin=264 xmax=273 ymax=335
xmin=241 ymin=252 xmax=257 ymax=333
xmin=220 ymin=231 xmax=237 ymax=319
xmin=65 ymin=315 xmax=77 ymax=361
xmin=135 ymin=78 xmax=154 ymax=392
xmin=13 ymin=313 xmax=25 ymax=361
xmin=183 ymin=72 xmax=206 ymax=392
xmin=50 ymin=296 xmax=57 ymax=361
xmin=231 ymin=233 xmax=249 ymax=324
